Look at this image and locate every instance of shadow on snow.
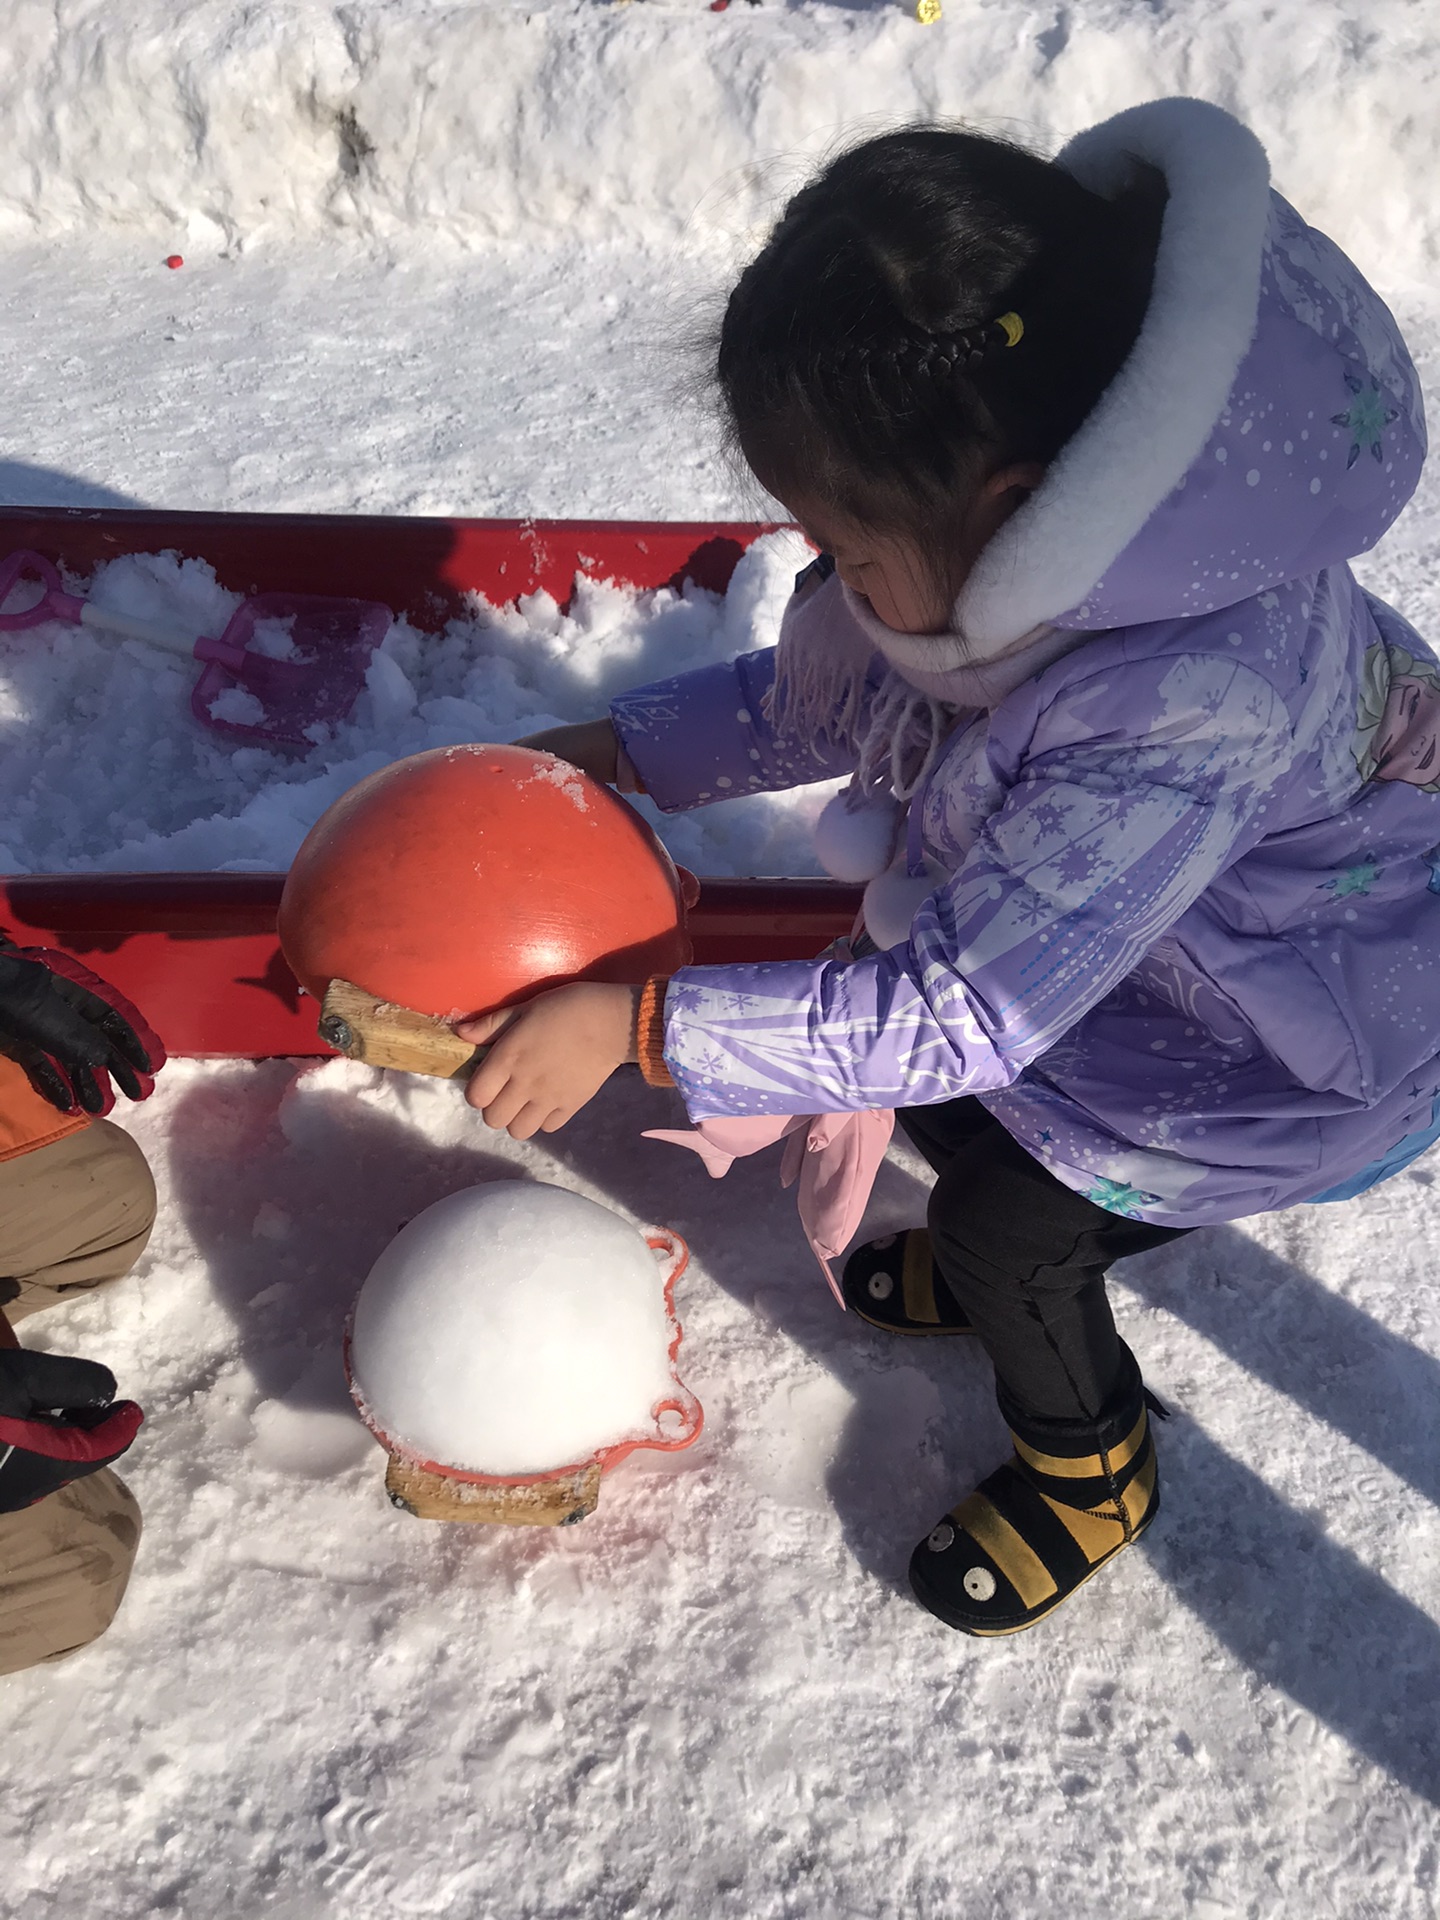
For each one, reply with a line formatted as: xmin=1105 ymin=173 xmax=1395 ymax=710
xmin=167 ymin=1062 xmax=1440 ymax=1806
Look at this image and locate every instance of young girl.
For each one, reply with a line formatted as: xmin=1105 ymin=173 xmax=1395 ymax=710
xmin=458 ymin=98 xmax=1434 ymax=1637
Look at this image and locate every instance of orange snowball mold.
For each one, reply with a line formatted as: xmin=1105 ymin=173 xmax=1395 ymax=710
xmin=278 ymin=743 xmax=694 ymax=1018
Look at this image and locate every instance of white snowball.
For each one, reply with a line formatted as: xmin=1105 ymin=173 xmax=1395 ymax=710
xmin=862 ymin=861 xmax=947 ymax=951
xmin=348 ymin=1181 xmax=680 ymax=1476
xmin=812 ymin=790 xmax=902 ymax=882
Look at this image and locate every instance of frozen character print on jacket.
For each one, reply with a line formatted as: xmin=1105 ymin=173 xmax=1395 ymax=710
xmin=1354 ymin=639 xmax=1440 ymax=790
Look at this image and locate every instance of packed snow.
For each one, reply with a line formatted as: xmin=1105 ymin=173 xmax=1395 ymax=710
xmin=348 ymin=1181 xmax=687 ymax=1475
xmin=0 ymin=535 xmax=836 ymax=880
xmin=0 ymin=4 xmax=1438 ymax=1919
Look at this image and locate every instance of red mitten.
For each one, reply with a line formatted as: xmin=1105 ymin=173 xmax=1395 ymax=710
xmin=0 ymin=1345 xmax=143 ymax=1511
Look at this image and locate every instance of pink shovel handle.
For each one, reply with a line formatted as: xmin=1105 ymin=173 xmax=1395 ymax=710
xmin=0 ymin=550 xmax=85 ymax=632
xmin=191 ymin=632 xmax=250 ymax=674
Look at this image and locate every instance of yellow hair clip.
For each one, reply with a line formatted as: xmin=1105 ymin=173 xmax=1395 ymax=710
xmin=995 ymin=312 xmax=1025 ymax=348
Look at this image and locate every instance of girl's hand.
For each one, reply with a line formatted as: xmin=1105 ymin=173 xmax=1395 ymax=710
xmin=457 ymin=982 xmax=641 ymax=1139
xmin=512 ymin=719 xmax=621 ymax=786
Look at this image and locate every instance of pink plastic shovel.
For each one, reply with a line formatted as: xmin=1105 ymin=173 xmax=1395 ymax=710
xmin=0 ymin=548 xmax=392 ymax=749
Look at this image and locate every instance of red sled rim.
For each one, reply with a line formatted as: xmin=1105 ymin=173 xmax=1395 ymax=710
xmin=344 ymin=1223 xmax=703 ymax=1487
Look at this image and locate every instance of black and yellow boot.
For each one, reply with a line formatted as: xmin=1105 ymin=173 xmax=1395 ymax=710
xmin=840 ymin=1229 xmax=975 ymax=1335
xmin=909 ymin=1367 xmax=1162 ymax=1636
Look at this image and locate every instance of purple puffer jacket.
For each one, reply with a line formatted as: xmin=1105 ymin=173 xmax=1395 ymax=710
xmin=610 ymin=99 xmax=1437 ymax=1228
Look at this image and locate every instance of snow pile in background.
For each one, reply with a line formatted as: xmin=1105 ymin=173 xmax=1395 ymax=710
xmin=3 ymin=3 xmax=1438 ymax=527
xmin=348 ymin=1181 xmax=682 ymax=1474
xmin=1 ymin=0 xmax=1437 ymax=293
xmin=0 ymin=529 xmax=836 ymax=877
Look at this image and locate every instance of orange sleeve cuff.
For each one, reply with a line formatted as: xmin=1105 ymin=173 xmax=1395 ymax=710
xmin=636 ymin=975 xmax=675 ymax=1088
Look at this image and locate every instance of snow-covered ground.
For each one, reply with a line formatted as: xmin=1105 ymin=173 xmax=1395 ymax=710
xmin=1 ymin=5 xmax=1439 ymax=1918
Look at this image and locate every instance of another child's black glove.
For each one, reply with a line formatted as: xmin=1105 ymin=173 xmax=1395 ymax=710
xmin=0 ymin=944 xmax=156 ymax=1114
xmin=0 ymin=1345 xmax=144 ymax=1512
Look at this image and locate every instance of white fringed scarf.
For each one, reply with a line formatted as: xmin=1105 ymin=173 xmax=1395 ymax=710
xmin=766 ymin=575 xmax=1087 ymax=941
xmin=768 ymin=575 xmax=1083 ymax=801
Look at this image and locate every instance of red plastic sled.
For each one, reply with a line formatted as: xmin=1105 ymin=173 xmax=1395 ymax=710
xmin=0 ymin=507 xmax=861 ymax=1057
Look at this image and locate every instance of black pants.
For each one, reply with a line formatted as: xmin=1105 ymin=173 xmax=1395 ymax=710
xmin=899 ymin=1098 xmax=1190 ymax=1436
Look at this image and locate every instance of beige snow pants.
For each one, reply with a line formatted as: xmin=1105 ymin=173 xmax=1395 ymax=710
xmin=0 ymin=1120 xmax=157 ymax=1677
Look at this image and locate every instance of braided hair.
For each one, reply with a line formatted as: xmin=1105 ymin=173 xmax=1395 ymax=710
xmin=831 ymin=310 xmax=1025 ymax=397
xmin=717 ymin=127 xmax=1164 ymax=612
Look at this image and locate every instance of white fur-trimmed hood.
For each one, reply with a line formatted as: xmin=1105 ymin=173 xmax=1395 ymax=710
xmin=955 ymin=97 xmax=1272 ymax=652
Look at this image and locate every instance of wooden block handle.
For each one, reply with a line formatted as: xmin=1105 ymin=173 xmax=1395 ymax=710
xmin=384 ymin=1454 xmax=602 ymax=1526
xmin=318 ymin=978 xmax=485 ymax=1080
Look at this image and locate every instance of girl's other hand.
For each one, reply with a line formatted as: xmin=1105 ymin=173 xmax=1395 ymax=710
xmin=512 ymin=718 xmax=621 ymax=786
xmin=457 ymin=982 xmax=641 ymax=1139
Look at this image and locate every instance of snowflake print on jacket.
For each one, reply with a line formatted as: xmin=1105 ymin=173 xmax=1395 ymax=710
xmin=1333 ymin=371 xmax=1401 ymax=468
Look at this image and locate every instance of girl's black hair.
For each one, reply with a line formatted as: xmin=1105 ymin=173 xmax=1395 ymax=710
xmin=716 ymin=127 xmax=1164 ymax=608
